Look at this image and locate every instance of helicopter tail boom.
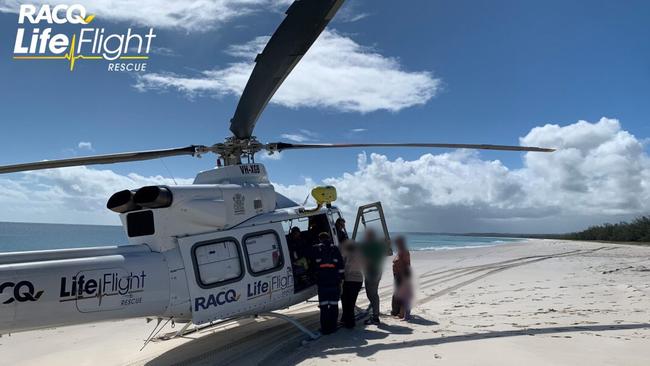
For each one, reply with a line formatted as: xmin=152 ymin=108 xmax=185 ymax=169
xmin=0 ymin=245 xmax=173 ymax=334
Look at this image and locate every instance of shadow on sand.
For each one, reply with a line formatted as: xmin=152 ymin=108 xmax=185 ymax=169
xmin=403 ymin=314 xmax=438 ymax=326
xmin=144 ymin=312 xmax=649 ymax=366
xmin=314 ymin=323 xmax=650 ymax=359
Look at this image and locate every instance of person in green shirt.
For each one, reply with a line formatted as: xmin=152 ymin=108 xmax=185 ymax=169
xmin=361 ymin=229 xmax=388 ymax=325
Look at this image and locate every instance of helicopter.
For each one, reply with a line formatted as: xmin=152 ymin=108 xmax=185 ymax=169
xmin=0 ymin=0 xmax=553 ymax=340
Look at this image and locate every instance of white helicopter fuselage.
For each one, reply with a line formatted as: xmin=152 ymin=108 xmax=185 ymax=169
xmin=0 ymin=164 xmax=344 ymax=334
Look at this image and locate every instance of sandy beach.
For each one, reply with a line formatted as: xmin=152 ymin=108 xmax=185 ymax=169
xmin=2 ymin=239 xmax=649 ymax=365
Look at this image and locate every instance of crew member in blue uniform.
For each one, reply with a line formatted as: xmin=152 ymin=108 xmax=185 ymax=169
xmin=311 ymin=231 xmax=345 ymax=335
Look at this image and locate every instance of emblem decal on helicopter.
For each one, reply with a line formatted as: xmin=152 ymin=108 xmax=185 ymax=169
xmin=194 ymin=289 xmax=240 ymax=311
xmin=233 ymin=193 xmax=246 ymax=215
xmin=239 ymin=164 xmax=261 ymax=175
xmin=0 ymin=280 xmax=44 ymax=304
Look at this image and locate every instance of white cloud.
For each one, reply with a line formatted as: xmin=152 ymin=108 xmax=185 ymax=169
xmin=135 ymin=30 xmax=441 ymax=113
xmin=334 ymin=0 xmax=370 ymax=23
xmin=151 ymin=47 xmax=177 ymax=57
xmin=1 ymin=118 xmax=645 ymax=233
xmin=77 ymin=141 xmax=93 ymax=151
xmin=259 ymin=150 xmax=282 ymax=161
xmin=275 ymin=118 xmax=650 ymax=233
xmin=343 ymin=128 xmax=368 ymax=139
xmin=341 ymin=12 xmax=369 ymax=23
xmin=0 ymin=167 xmax=191 ymax=225
xmin=279 ymin=129 xmax=318 ymax=143
xmin=280 ymin=134 xmax=310 ymax=143
xmin=0 ymin=0 xmax=290 ymax=31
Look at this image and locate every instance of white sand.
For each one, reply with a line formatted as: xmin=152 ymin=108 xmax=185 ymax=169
xmin=2 ymin=239 xmax=649 ymax=365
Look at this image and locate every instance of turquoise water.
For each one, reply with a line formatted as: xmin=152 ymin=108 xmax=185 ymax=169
xmin=0 ymin=222 xmax=521 ymax=253
xmin=0 ymin=222 xmax=127 ymax=253
xmin=396 ymin=232 xmax=521 ymax=251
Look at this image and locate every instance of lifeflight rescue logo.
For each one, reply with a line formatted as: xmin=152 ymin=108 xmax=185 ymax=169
xmin=12 ymin=4 xmax=156 ymax=71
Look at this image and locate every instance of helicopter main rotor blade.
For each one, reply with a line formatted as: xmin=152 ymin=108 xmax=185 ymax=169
xmin=267 ymin=142 xmax=555 ymax=153
xmin=229 ymin=0 xmax=345 ymax=139
xmin=0 ymin=145 xmax=207 ymax=174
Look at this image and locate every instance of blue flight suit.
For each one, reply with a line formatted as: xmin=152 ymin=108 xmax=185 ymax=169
xmin=311 ymin=239 xmax=345 ymax=334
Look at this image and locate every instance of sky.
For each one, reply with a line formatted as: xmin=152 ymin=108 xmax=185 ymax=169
xmin=0 ymin=0 xmax=649 ymax=233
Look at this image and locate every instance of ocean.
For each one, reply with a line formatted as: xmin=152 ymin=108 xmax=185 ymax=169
xmin=395 ymin=232 xmax=521 ymax=251
xmin=0 ymin=222 xmax=127 ymax=253
xmin=0 ymin=222 xmax=522 ymax=253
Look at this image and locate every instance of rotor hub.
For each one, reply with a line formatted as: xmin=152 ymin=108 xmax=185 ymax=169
xmin=206 ymin=137 xmax=265 ymax=165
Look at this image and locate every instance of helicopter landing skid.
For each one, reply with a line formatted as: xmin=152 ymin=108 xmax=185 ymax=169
xmin=261 ymin=312 xmax=320 ymax=341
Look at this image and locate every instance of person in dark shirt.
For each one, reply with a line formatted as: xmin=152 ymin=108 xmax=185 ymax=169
xmin=287 ymin=227 xmax=311 ymax=291
xmin=335 ymin=218 xmax=349 ymax=243
xmin=287 ymin=227 xmax=307 ymax=261
xmin=311 ymin=232 xmax=345 ymax=334
xmin=361 ymin=229 xmax=388 ymax=325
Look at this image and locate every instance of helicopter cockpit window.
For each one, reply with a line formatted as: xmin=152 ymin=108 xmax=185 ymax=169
xmin=243 ymin=231 xmax=283 ymax=275
xmin=193 ymin=239 xmax=243 ymax=288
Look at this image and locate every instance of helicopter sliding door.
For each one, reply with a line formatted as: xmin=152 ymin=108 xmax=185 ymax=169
xmin=177 ymin=223 xmax=295 ymax=325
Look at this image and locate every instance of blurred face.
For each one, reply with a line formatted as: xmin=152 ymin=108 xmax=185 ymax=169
xmin=395 ymin=237 xmax=407 ymax=251
xmin=344 ymin=241 xmax=356 ymax=252
xmin=365 ymin=230 xmax=376 ymax=241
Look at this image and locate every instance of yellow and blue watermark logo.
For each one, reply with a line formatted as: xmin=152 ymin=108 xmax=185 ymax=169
xmin=12 ymin=4 xmax=155 ymax=71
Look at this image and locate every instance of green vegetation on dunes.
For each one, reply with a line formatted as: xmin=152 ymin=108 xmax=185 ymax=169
xmin=565 ymin=216 xmax=650 ymax=243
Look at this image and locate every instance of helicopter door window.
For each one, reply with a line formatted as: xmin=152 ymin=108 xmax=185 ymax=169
xmin=308 ymin=214 xmax=333 ymax=244
xmin=243 ymin=231 xmax=283 ymax=275
xmin=192 ymin=238 xmax=244 ymax=288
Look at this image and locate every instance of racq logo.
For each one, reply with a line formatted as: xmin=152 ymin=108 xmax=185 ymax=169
xmin=194 ymin=289 xmax=240 ymax=312
xmin=0 ymin=280 xmax=44 ymax=304
xmin=13 ymin=4 xmax=156 ymax=72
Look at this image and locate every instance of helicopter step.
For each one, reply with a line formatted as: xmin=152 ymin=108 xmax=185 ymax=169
xmin=261 ymin=312 xmax=320 ymax=340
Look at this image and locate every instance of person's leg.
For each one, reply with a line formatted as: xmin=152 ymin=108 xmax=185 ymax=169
xmin=348 ymin=281 xmax=362 ymax=327
xmin=319 ymin=305 xmax=328 ymax=333
xmin=404 ymin=300 xmax=411 ymax=320
xmin=319 ymin=286 xmax=340 ymax=334
xmin=324 ymin=304 xmax=338 ymax=334
xmin=364 ymin=275 xmax=381 ymax=321
xmin=318 ymin=287 xmax=331 ymax=334
xmin=391 ymin=274 xmax=402 ymax=316
xmin=340 ymin=281 xmax=352 ymax=327
xmin=399 ymin=299 xmax=411 ymax=321
xmin=330 ymin=283 xmax=342 ymax=333
xmin=343 ymin=281 xmax=362 ymax=328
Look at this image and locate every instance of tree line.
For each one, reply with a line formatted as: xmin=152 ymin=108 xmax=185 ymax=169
xmin=563 ymin=216 xmax=650 ymax=242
